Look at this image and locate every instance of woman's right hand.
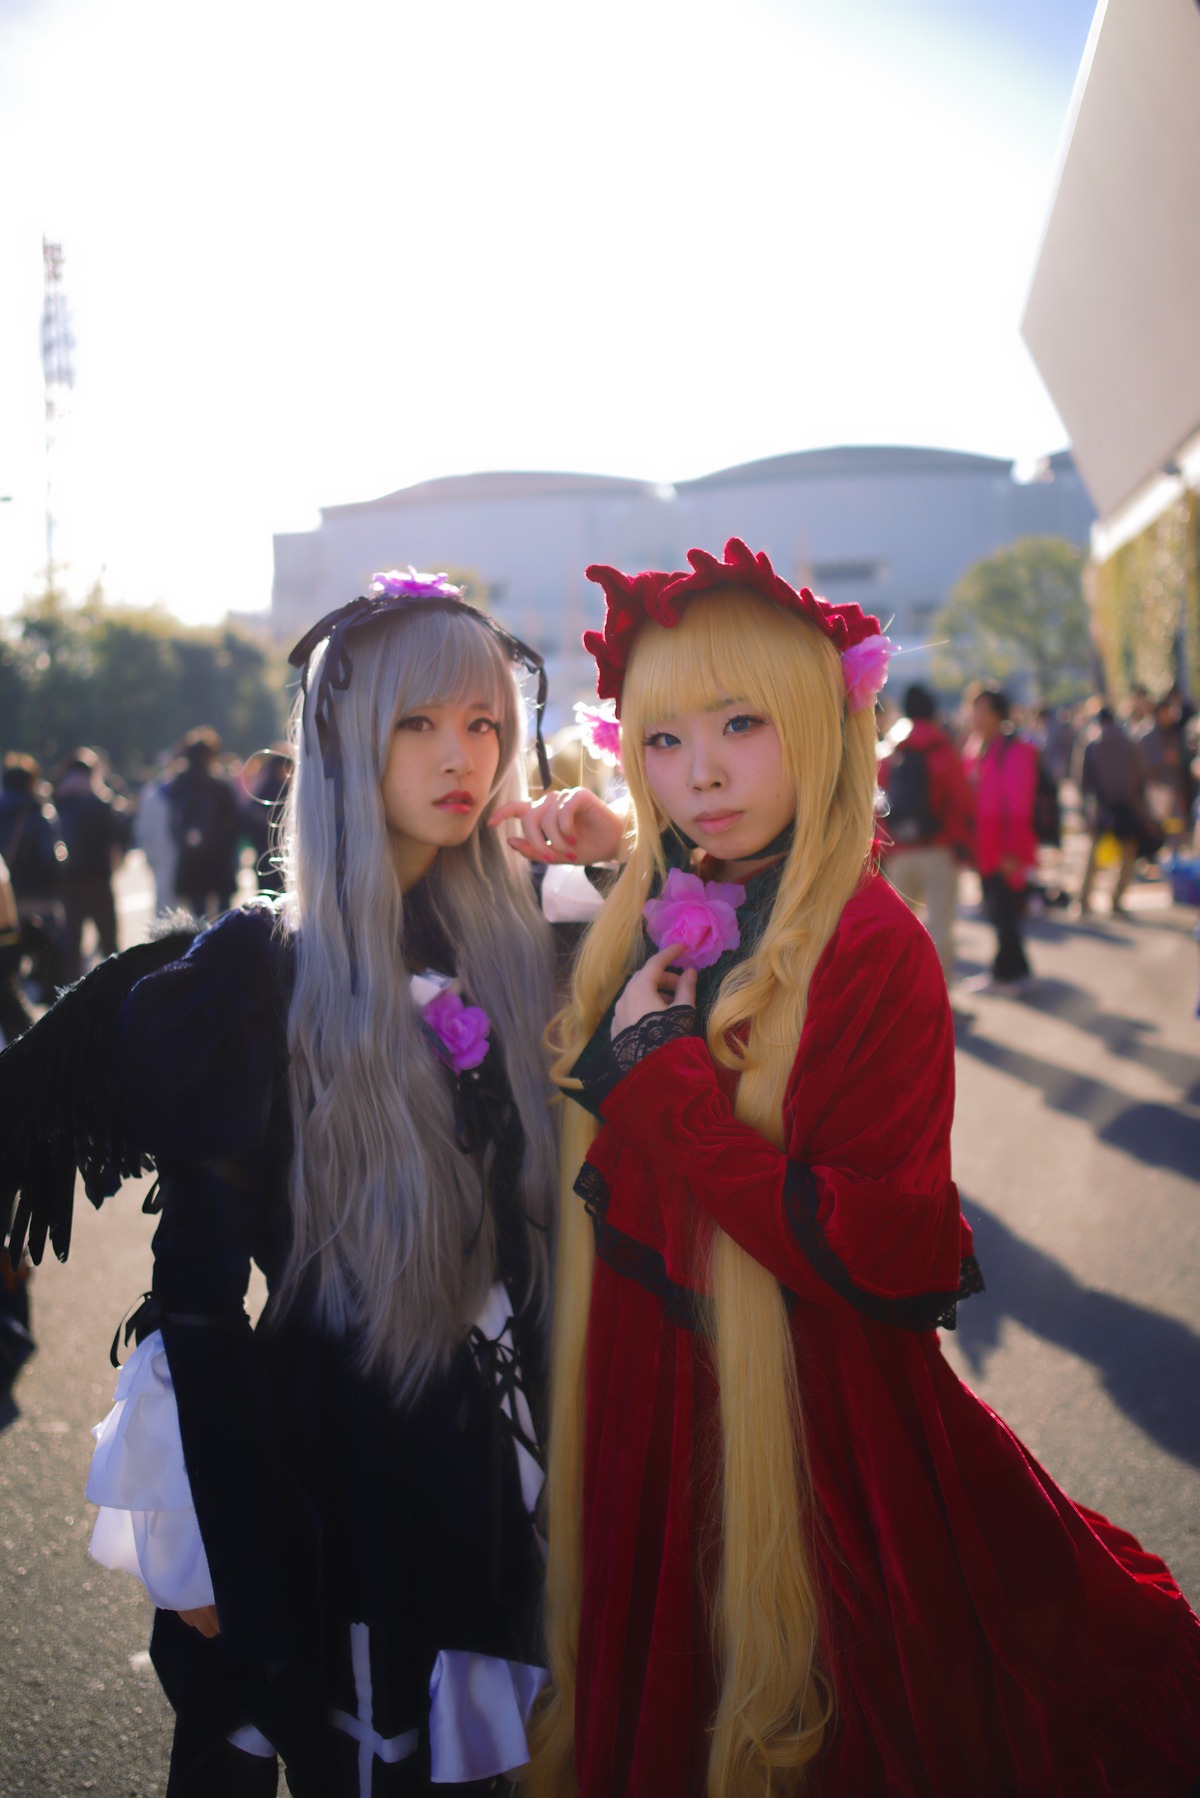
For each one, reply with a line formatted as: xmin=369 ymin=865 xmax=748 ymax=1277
xmin=178 ymin=1604 xmax=220 ymax=1638
xmin=490 ymin=789 xmax=625 ymax=865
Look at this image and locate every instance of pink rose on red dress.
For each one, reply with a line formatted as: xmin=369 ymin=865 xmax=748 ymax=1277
xmin=422 ymin=990 xmax=491 ymax=1072
xmin=642 ymin=869 xmax=745 ymax=971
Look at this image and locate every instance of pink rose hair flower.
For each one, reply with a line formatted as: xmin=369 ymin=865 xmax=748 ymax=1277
xmin=841 ymin=635 xmax=895 ymax=713
xmin=421 ymin=990 xmax=491 ymax=1073
xmin=642 ymin=868 xmax=746 ymax=971
xmin=573 ymin=701 xmax=622 ymax=768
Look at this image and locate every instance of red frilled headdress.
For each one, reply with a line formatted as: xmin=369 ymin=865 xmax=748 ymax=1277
xmin=583 ymin=537 xmax=891 ymax=715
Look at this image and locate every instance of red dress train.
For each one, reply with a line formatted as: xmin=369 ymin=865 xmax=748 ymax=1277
xmin=573 ymin=874 xmax=1200 ymax=1796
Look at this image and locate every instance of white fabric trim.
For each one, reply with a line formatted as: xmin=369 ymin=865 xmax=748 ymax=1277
xmin=472 ymin=1284 xmax=544 ymax=1516
xmin=330 ymin=1622 xmax=419 ymax=1795
xmin=228 ymin=1725 xmax=276 ymax=1758
xmin=428 ymin=1651 xmax=547 ymax=1784
xmin=539 ymin=860 xmax=608 ymax=923
xmin=86 ymin=1330 xmax=215 ymax=1611
xmin=410 ymin=969 xmax=455 ymax=1008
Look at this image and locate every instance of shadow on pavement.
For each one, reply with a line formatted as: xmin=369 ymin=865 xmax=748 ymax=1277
xmin=1023 ymin=915 xmax=1139 ymax=949
xmin=955 ymin=1031 xmax=1200 ymax=1179
xmin=956 ymin=1197 xmax=1200 ymax=1469
xmin=1018 ymin=977 xmax=1200 ymax=1104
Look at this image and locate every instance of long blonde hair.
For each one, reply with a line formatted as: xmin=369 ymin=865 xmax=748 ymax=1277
xmin=533 ymin=589 xmax=879 ymax=1797
xmin=277 ymin=605 xmax=558 ymax=1401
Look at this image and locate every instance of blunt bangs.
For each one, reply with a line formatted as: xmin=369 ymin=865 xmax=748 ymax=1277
xmin=395 ymin=607 xmax=513 ymax=716
xmin=622 ymin=588 xmax=841 ymax=756
xmin=362 ymin=606 xmax=523 ymax=772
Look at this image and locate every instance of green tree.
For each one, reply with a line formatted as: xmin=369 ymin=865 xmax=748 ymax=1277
xmin=933 ymin=536 xmax=1093 ymax=704
xmin=0 ymin=586 xmax=288 ymax=782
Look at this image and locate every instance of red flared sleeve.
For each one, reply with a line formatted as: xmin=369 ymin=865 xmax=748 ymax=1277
xmin=599 ymin=875 xmax=976 ymax=1328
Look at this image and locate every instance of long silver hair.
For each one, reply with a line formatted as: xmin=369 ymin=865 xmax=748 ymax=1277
xmin=276 ymin=604 xmax=557 ymax=1400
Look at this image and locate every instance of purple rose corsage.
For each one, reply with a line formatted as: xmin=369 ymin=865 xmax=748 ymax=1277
xmin=422 ymin=990 xmax=491 ymax=1073
xmin=369 ymin=567 xmax=464 ymax=601
xmin=642 ymin=868 xmax=746 ymax=971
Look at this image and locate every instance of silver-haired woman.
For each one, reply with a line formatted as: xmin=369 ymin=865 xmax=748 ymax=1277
xmin=4 ymin=573 xmax=602 ymax=1795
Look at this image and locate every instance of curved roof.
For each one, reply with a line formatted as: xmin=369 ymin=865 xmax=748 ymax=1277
xmin=323 ymin=468 xmax=662 ymax=518
xmin=678 ymin=444 xmax=1014 ymax=490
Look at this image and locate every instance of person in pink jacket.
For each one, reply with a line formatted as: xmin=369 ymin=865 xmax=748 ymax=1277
xmin=962 ymin=687 xmax=1039 ymax=991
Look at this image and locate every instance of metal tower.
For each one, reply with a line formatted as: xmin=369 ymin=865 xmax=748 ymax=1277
xmin=41 ymin=236 xmax=76 ymax=589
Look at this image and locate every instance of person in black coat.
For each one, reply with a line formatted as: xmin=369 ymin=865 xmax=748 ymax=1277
xmin=53 ymin=748 xmax=131 ymax=982
xmin=0 ymin=754 xmax=67 ymax=1001
xmin=165 ymin=730 xmax=242 ymax=919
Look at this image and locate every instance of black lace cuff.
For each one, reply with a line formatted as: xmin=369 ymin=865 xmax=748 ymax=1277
xmin=573 ymin=1005 xmax=699 ymax=1115
xmin=611 ymin=1005 xmax=699 ymax=1074
xmin=783 ymin=1161 xmax=986 ymax=1332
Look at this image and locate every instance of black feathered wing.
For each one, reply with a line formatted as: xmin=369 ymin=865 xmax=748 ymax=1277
xmin=0 ymin=929 xmax=198 ymax=1266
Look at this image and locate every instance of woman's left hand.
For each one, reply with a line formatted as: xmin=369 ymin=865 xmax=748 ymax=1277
xmin=611 ymin=944 xmax=698 ymax=1038
xmin=490 ymin=788 xmax=625 ymax=865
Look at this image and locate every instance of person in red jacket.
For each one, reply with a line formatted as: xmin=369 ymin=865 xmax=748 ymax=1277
xmin=878 ymin=682 xmax=972 ymax=984
xmin=962 ymin=686 xmax=1040 ymax=992
xmin=528 ymin=540 xmax=1200 ymax=1798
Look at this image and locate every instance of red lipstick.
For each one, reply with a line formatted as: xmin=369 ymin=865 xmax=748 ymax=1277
xmin=435 ymin=790 xmax=475 ymax=813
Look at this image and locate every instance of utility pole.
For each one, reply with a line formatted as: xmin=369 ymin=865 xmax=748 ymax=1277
xmin=41 ymin=237 xmax=75 ymax=593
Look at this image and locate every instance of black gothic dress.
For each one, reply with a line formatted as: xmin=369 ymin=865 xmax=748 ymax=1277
xmin=95 ymin=900 xmax=548 ymax=1797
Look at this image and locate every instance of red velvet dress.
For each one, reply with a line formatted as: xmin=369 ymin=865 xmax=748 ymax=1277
xmin=573 ymin=873 xmax=1200 ymax=1796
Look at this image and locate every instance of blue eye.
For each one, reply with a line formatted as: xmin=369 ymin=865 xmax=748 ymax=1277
xmin=725 ymin=714 xmax=762 ymax=736
xmin=643 ymin=730 xmax=680 ymax=750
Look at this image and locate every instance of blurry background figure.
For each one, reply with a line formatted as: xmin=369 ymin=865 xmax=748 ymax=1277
xmin=878 ymin=682 xmax=973 ymax=985
xmin=0 ymin=754 xmax=67 ymax=1003
xmin=52 ymin=748 xmax=132 ymax=983
xmin=1124 ymin=685 xmax=1154 ymax=735
xmin=962 ymin=687 xmax=1039 ymax=993
xmin=0 ymin=851 xmax=34 ymax=1046
xmin=135 ymin=749 xmax=182 ymax=916
xmin=165 ymin=728 xmax=241 ymax=919
xmin=1139 ymin=696 xmax=1193 ymax=848
xmin=241 ymin=745 xmax=293 ymax=896
xmin=0 ymin=850 xmax=34 ymax=1434
xmin=1034 ymin=705 xmax=1078 ymax=792
xmin=1073 ymin=705 xmax=1152 ymax=917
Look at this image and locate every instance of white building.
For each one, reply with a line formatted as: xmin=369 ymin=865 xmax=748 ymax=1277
xmin=273 ymin=446 xmax=1093 ymax=727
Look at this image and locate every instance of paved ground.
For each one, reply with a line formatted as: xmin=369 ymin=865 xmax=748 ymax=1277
xmin=1 ymin=851 xmax=1199 ymax=1795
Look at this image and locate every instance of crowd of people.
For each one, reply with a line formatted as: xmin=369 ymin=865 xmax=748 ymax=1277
xmin=0 ymin=681 xmax=1194 ymax=1027
xmin=0 ymin=729 xmax=293 ymax=1024
xmin=1 ymin=547 xmax=1200 ymax=1796
xmin=878 ymin=680 xmax=1200 ymax=998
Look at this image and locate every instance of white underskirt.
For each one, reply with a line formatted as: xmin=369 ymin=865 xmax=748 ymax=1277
xmin=86 ymin=1330 xmax=215 ymax=1610
xmin=87 ymin=1285 xmax=546 ymax=1779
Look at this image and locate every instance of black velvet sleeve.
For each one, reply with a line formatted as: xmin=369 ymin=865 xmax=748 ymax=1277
xmin=116 ymin=906 xmax=305 ymax=1663
xmin=118 ymin=905 xmax=286 ymax=1168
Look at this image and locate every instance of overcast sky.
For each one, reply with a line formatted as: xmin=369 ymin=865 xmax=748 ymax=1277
xmin=0 ymin=0 xmax=1099 ymax=623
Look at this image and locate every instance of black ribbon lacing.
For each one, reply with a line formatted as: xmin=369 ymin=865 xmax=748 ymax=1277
xmin=468 ymin=1315 xmax=543 ymax=1601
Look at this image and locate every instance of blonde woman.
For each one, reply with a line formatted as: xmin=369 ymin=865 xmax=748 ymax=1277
xmin=533 ymin=540 xmax=1200 ymax=1797
xmin=3 ymin=574 xmax=566 ymax=1795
